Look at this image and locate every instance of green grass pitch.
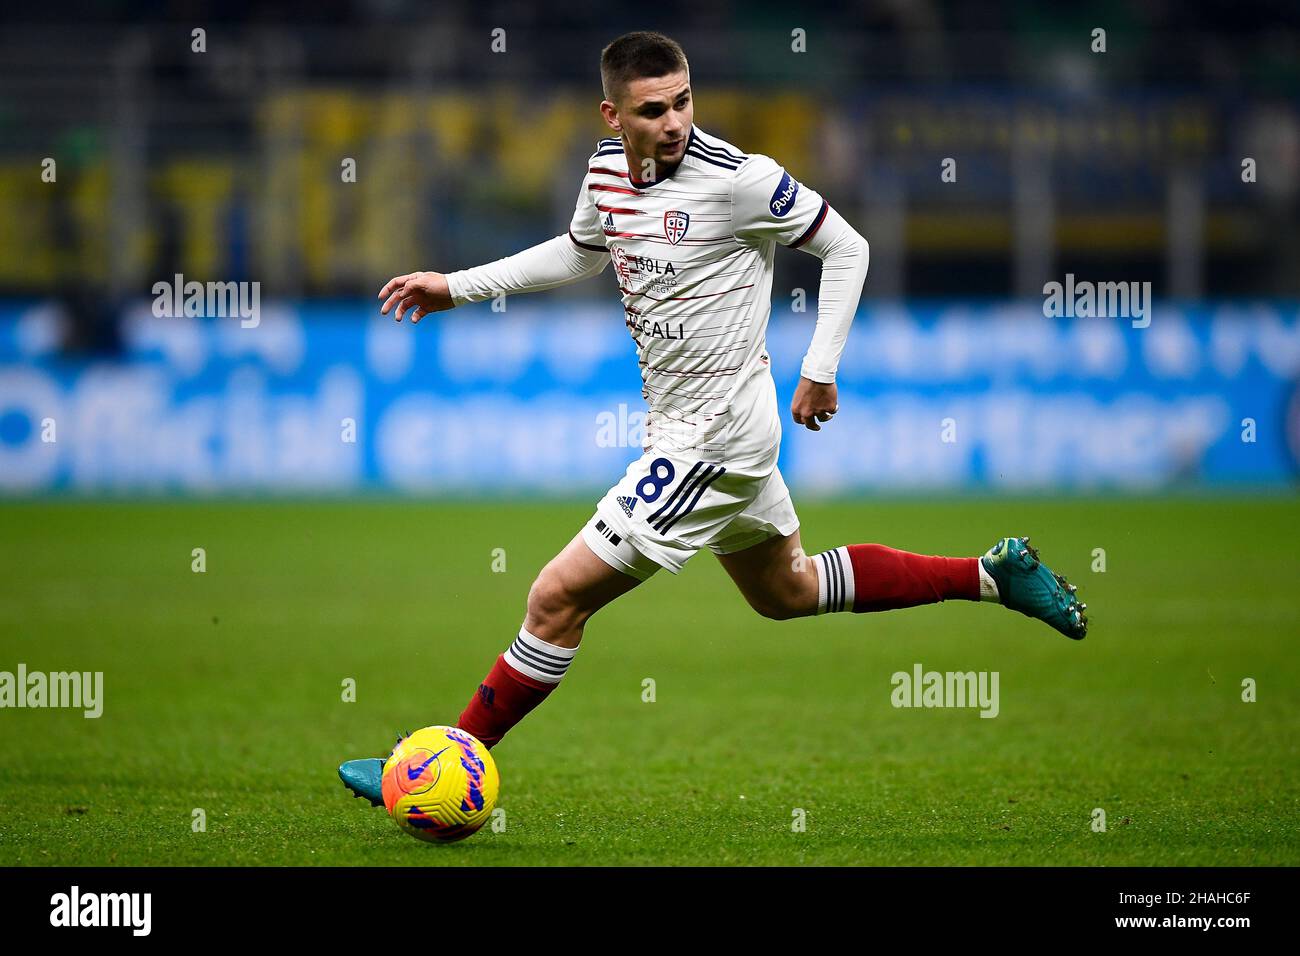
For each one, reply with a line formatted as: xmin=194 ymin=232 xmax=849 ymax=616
xmin=1 ymin=497 xmax=1296 ymax=866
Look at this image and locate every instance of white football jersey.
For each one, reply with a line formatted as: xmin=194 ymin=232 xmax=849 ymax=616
xmin=569 ymin=125 xmax=830 ymax=465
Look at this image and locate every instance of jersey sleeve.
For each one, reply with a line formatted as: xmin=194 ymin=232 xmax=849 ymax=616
xmin=567 ymin=164 xmax=609 ymax=253
xmin=731 ymin=154 xmax=830 ymax=248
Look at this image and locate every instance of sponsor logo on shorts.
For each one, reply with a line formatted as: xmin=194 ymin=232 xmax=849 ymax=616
xmin=617 ymin=495 xmax=637 ymax=517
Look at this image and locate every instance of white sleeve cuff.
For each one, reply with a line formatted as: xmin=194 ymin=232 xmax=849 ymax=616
xmin=793 ymin=206 xmax=868 ymax=384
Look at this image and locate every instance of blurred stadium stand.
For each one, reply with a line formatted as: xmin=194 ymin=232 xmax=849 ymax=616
xmin=0 ymin=2 xmax=1297 ymax=494
xmin=1 ymin=3 xmax=1296 ymax=299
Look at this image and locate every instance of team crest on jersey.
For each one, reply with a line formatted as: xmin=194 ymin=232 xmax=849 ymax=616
xmin=664 ymin=210 xmax=690 ymax=245
xmin=617 ymin=495 xmax=637 ymax=517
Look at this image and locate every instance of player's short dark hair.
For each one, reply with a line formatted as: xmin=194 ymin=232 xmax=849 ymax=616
xmin=600 ymin=32 xmax=690 ymax=105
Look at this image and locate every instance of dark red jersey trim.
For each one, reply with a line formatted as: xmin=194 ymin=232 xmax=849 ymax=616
xmin=569 ymin=230 xmax=609 ymax=253
xmin=789 ymin=200 xmax=830 ymax=249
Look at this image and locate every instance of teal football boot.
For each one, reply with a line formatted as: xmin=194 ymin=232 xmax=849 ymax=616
xmin=338 ymin=732 xmax=409 ymax=807
xmin=338 ymin=758 xmax=384 ymax=807
xmin=981 ymin=536 xmax=1088 ymax=639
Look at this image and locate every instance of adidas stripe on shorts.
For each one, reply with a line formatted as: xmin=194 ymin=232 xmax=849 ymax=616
xmin=581 ymin=443 xmax=799 ymax=580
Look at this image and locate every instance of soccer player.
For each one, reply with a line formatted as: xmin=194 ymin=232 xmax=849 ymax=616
xmin=340 ymin=31 xmax=1086 ymax=805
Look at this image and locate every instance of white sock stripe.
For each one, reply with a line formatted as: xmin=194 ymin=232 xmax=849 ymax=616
xmin=834 ymin=546 xmax=855 ymax=610
xmin=508 ymin=640 xmax=567 ymax=676
xmin=815 ymin=551 xmax=830 ymax=614
xmin=827 ymin=552 xmax=841 ymax=612
xmin=814 ymin=548 xmax=855 ymax=613
xmin=515 ymin=627 xmax=578 ymax=660
xmin=504 ymin=627 xmax=577 ymax=685
xmin=977 ymin=561 xmax=1000 ymax=602
xmin=837 ymin=548 xmax=847 ymax=608
xmin=822 ymin=551 xmax=840 ymax=613
xmin=835 ymin=550 xmax=847 ymax=611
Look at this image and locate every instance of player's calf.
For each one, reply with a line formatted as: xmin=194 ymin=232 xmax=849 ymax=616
xmin=717 ymin=530 xmax=820 ymax=620
xmin=741 ymin=564 xmax=819 ymax=620
xmin=804 ymin=538 xmax=1086 ymax=640
xmin=721 ymin=533 xmax=981 ymax=621
xmin=808 ymin=544 xmax=985 ymax=614
xmin=457 ymin=532 xmax=642 ymax=748
xmin=522 ymin=559 xmax=592 ymax=648
xmin=724 ymin=531 xmax=1086 ymax=640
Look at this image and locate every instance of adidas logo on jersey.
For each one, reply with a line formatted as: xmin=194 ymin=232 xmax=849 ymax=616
xmin=617 ymin=495 xmax=637 ymax=517
xmin=603 ymin=212 xmax=616 ymax=234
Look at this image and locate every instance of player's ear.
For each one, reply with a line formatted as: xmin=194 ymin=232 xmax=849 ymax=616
xmin=599 ymin=100 xmax=621 ymax=133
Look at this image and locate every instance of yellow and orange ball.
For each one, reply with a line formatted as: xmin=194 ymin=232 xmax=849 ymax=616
xmin=382 ymin=726 xmax=499 ymax=843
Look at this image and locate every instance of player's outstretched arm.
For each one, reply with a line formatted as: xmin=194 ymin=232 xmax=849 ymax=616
xmin=790 ymin=207 xmax=869 ymax=430
xmin=378 ymin=234 xmax=610 ymax=324
xmin=731 ymin=154 xmax=869 ymax=430
xmin=378 ymin=271 xmax=454 ymax=323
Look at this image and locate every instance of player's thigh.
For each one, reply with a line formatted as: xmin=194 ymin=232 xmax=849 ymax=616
xmin=530 ymin=530 xmax=644 ymax=621
xmin=714 ymin=527 xmax=819 ymax=619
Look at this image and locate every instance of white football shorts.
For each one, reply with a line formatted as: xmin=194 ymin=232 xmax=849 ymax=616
xmin=581 ymin=443 xmax=800 ymax=581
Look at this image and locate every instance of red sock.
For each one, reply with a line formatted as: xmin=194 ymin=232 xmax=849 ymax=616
xmin=456 ymin=655 xmax=554 ymax=749
xmin=816 ymin=544 xmax=980 ymax=613
xmin=457 ymin=625 xmax=581 ymax=748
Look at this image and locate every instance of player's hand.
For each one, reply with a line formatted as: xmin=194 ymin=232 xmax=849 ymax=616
xmin=791 ymin=377 xmax=838 ymax=432
xmin=378 ymin=271 xmax=455 ymax=323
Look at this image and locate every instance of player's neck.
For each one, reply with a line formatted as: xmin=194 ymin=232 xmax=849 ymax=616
xmin=628 ymin=156 xmax=682 ymax=186
xmin=624 ymin=142 xmax=682 ymax=187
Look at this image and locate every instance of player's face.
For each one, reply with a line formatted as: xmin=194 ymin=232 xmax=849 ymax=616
xmin=605 ymin=71 xmax=693 ymax=170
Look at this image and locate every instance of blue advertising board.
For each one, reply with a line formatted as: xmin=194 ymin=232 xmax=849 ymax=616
xmin=1 ymin=300 xmax=1297 ymax=494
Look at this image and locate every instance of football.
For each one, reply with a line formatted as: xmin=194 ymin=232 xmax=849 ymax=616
xmin=381 ymin=726 xmax=499 ymax=843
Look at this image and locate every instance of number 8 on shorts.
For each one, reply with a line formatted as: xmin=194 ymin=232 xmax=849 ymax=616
xmin=636 ymin=457 xmax=676 ymax=502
